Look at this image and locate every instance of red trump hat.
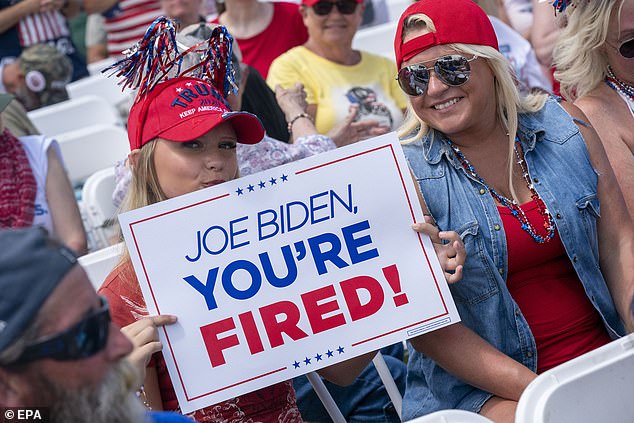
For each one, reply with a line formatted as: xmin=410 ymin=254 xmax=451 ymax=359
xmin=394 ymin=0 xmax=499 ymax=69
xmin=127 ymin=76 xmax=264 ymax=150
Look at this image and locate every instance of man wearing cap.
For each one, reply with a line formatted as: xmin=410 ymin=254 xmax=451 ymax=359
xmin=0 ymin=227 xmax=192 ymax=423
xmin=1 ymin=43 xmax=72 ymax=111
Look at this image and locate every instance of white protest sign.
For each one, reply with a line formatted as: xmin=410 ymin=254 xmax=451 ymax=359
xmin=119 ymin=132 xmax=460 ymax=413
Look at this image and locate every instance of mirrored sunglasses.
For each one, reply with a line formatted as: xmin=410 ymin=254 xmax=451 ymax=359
xmin=312 ymin=0 xmax=359 ymax=16
xmin=618 ymin=38 xmax=634 ymax=58
xmin=9 ymin=297 xmax=111 ymax=365
xmin=397 ymin=55 xmax=478 ymax=97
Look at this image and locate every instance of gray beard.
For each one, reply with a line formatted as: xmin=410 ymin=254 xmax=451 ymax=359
xmin=37 ymin=360 xmax=148 ymax=423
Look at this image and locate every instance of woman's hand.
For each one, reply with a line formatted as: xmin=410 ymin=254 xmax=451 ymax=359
xmin=121 ymin=315 xmax=177 ymax=380
xmin=275 ymin=83 xmax=309 ymax=122
xmin=328 ymin=105 xmax=390 ymax=147
xmin=412 ymin=216 xmax=465 ymax=284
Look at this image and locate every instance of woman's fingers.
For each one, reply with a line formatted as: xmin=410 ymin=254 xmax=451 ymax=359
xmin=445 ymin=265 xmax=463 ymax=284
xmin=412 ymin=219 xmax=440 ymax=243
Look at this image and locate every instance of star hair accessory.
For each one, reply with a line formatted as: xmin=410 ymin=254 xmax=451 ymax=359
xmin=104 ymin=16 xmax=238 ymax=102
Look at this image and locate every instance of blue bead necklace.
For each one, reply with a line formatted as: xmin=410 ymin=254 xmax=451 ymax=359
xmin=446 ymin=137 xmax=556 ymax=244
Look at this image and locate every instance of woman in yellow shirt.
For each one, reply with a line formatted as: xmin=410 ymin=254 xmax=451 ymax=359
xmin=267 ymin=0 xmax=406 ymax=143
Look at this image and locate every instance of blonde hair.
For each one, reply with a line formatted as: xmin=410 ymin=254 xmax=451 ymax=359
xmin=397 ymin=13 xmax=548 ymax=203
xmin=553 ymin=0 xmax=621 ymax=101
xmin=118 ymin=140 xmax=167 ymax=265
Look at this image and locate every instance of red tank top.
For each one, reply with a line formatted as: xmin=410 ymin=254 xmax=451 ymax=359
xmin=499 ymin=200 xmax=611 ymax=373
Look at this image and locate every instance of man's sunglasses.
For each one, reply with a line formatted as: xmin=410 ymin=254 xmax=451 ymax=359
xmin=397 ymin=55 xmax=478 ymax=97
xmin=9 ymin=297 xmax=111 ymax=365
xmin=312 ymin=0 xmax=359 ymax=16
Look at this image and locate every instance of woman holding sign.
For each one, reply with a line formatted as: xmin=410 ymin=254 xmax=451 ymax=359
xmin=97 ymin=18 xmax=467 ymax=422
xmin=393 ymin=0 xmax=634 ymax=421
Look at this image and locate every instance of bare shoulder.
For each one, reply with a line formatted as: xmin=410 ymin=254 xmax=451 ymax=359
xmin=574 ymin=86 xmax=634 ymax=152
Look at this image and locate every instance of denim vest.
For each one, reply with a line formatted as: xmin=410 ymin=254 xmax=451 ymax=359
xmin=401 ymin=97 xmax=625 ymax=419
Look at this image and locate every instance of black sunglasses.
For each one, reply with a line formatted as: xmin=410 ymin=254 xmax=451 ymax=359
xmin=9 ymin=297 xmax=111 ymax=365
xmin=397 ymin=55 xmax=478 ymax=97
xmin=312 ymin=0 xmax=358 ymax=16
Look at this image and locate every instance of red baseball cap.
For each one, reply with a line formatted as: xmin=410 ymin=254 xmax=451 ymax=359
xmin=394 ymin=0 xmax=498 ymax=69
xmin=127 ymin=77 xmax=264 ymax=150
xmin=301 ymin=0 xmax=363 ymax=6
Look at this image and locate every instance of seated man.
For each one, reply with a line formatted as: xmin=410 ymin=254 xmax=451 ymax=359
xmin=0 ymin=227 xmax=191 ymax=423
xmin=0 ymin=43 xmax=72 ymax=111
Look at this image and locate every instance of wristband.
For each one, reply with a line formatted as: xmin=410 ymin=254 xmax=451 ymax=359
xmin=287 ymin=112 xmax=312 ymax=135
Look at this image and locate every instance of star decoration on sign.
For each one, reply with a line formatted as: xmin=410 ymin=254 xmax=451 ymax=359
xmin=281 ymin=174 xmax=288 ymax=182
xmin=235 ymin=187 xmax=243 ymax=196
xmin=293 ymin=361 xmax=301 ymax=369
xmin=304 ymin=357 xmax=311 ymax=365
xmin=326 ymin=350 xmax=334 ymax=358
xmin=259 ymin=181 xmax=266 ymax=189
xmin=337 ymin=346 xmax=345 ymax=354
xmin=269 ymin=177 xmax=277 ymax=185
xmin=247 ymin=184 xmax=255 ymax=192
xmin=315 ymin=353 xmax=322 ymax=361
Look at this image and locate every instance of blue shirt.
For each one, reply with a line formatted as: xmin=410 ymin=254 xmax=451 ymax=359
xmin=401 ymin=97 xmax=624 ymax=419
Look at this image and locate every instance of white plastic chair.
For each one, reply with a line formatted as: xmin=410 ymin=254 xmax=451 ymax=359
xmin=78 ymin=242 xmax=123 ymax=290
xmin=27 ymin=95 xmax=122 ymax=137
xmin=407 ymin=410 xmax=493 ymax=422
xmin=352 ymin=21 xmax=398 ymax=60
xmin=55 ymin=124 xmax=129 ymax=186
xmin=87 ymin=57 xmax=117 ymax=76
xmin=81 ymin=167 xmax=118 ymax=249
xmin=515 ymin=333 xmax=634 ymax=423
xmin=67 ymin=73 xmax=131 ymax=109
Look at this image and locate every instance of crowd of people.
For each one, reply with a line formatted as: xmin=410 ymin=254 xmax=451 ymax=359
xmin=1 ymin=0 xmax=633 ymax=422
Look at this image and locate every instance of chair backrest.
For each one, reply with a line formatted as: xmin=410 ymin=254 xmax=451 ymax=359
xmin=27 ymin=95 xmax=122 ymax=137
xmin=81 ymin=166 xmax=118 ymax=249
xmin=407 ymin=410 xmax=493 ymax=422
xmin=87 ymin=57 xmax=117 ymax=76
xmin=56 ymin=124 xmax=129 ymax=186
xmin=515 ymin=333 xmax=634 ymax=423
xmin=78 ymin=242 xmax=123 ymax=289
xmin=67 ymin=73 xmax=130 ymax=108
xmin=352 ymin=21 xmax=398 ymax=61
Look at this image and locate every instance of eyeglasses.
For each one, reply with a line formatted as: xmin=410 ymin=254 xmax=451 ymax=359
xmin=9 ymin=297 xmax=111 ymax=365
xmin=613 ymin=38 xmax=634 ymax=59
xmin=397 ymin=55 xmax=478 ymax=97
xmin=311 ymin=0 xmax=358 ymax=16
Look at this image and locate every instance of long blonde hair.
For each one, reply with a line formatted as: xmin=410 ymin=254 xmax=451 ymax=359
xmin=553 ymin=0 xmax=621 ymax=101
xmin=117 ymin=140 xmax=167 ymax=265
xmin=397 ymin=13 xmax=548 ymax=203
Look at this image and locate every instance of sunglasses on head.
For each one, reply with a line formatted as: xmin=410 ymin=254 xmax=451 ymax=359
xmin=9 ymin=297 xmax=111 ymax=366
xmin=311 ymin=0 xmax=358 ymax=16
xmin=397 ymin=55 xmax=478 ymax=97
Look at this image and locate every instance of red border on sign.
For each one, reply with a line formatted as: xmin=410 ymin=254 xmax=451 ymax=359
xmin=128 ymin=143 xmax=449 ymax=403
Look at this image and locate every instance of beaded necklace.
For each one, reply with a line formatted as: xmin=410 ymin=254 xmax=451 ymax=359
xmin=446 ymin=137 xmax=556 ymax=244
xmin=605 ymin=66 xmax=634 ymax=116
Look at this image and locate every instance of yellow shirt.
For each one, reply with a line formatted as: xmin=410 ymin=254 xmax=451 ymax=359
xmin=267 ymin=46 xmax=407 ymax=134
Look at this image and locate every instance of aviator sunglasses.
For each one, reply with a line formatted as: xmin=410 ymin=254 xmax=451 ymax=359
xmin=8 ymin=297 xmax=111 ymax=365
xmin=311 ymin=0 xmax=359 ymax=16
xmin=612 ymin=38 xmax=634 ymax=58
xmin=397 ymin=54 xmax=478 ymax=96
